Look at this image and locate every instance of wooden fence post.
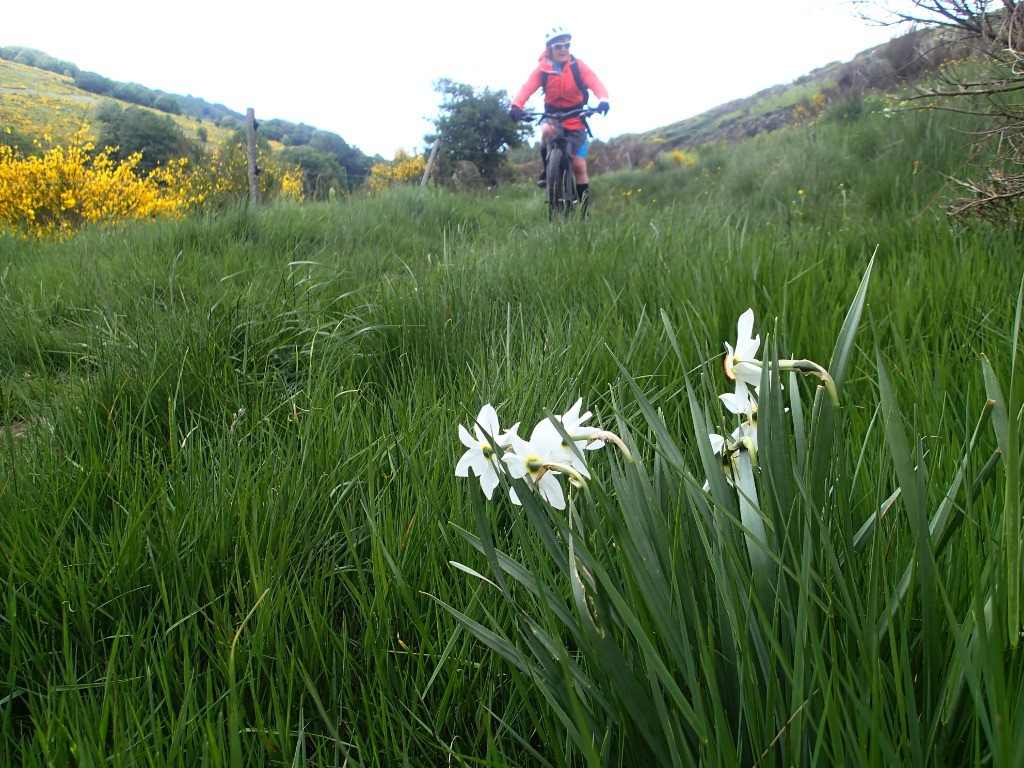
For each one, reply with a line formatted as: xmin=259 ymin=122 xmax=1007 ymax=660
xmin=421 ymin=139 xmax=440 ymax=187
xmin=246 ymin=108 xmax=259 ymax=208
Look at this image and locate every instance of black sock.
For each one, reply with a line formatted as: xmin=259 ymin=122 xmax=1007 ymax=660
xmin=577 ymin=183 xmax=589 ymax=216
xmin=539 ymin=147 xmax=548 ymax=177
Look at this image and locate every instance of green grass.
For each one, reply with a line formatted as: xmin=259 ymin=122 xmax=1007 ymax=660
xmin=1 ymin=97 xmax=1022 ymax=766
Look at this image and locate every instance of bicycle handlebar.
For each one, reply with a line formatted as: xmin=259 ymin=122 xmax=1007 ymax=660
xmin=517 ymin=106 xmax=601 ymax=123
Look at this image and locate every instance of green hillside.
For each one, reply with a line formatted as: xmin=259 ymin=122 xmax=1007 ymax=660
xmin=507 ymin=26 xmax=973 ymax=180
xmin=0 ymin=57 xmax=237 ymax=149
xmin=0 ymin=46 xmax=374 ymax=189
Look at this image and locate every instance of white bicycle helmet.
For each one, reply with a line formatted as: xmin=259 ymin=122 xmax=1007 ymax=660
xmin=544 ymin=25 xmax=571 ymax=46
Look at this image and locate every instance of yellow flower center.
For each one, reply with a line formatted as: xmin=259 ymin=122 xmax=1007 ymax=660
xmin=525 ymin=456 xmax=545 ymax=477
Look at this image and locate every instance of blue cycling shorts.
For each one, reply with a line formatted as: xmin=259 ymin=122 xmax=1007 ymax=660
xmin=541 ymin=121 xmax=589 ymax=158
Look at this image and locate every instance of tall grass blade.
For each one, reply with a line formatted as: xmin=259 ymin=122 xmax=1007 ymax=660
xmin=982 ymin=353 xmax=1021 ymax=647
xmin=807 ymin=253 xmax=874 ymax=509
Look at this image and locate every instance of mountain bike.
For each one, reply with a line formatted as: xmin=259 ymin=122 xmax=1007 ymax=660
xmin=520 ymin=107 xmax=599 ymax=220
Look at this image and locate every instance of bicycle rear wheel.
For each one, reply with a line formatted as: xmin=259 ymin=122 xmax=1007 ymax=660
xmin=546 ymin=147 xmax=575 ymax=220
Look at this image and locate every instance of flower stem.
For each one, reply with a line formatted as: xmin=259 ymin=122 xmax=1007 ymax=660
xmin=780 ymin=358 xmax=839 ymax=406
xmin=539 ymin=461 xmax=590 ymax=489
xmin=583 ymin=430 xmax=634 ymax=462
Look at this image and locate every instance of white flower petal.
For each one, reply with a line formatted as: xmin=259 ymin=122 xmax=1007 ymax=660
xmin=455 ymin=448 xmax=476 ymax=477
xmin=733 ymin=360 xmax=762 ymax=387
xmin=536 ymin=419 xmax=567 ymax=454
xmin=538 ymin=473 xmax=566 ymax=510
xmin=474 ymin=404 xmax=502 ymax=444
xmin=497 ymin=421 xmax=520 ymax=446
xmin=737 ymin=309 xmax=755 ymax=344
xmin=480 ymin=465 xmax=500 ymax=499
xmin=719 ymin=392 xmax=744 ymax=414
xmin=552 ymin=443 xmax=591 ymax=478
xmin=728 ymin=384 xmax=750 ymax=414
xmin=738 ymin=336 xmax=760 ymax=361
xmin=458 ymin=424 xmax=477 ymax=449
xmin=503 ymin=449 xmax=528 ymax=479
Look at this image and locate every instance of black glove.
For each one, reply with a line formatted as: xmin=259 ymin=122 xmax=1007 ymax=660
xmin=509 ymin=106 xmax=526 ymax=123
xmin=596 ymin=101 xmax=610 ymax=116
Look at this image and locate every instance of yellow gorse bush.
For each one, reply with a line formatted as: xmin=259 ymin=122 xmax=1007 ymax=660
xmin=198 ymin=139 xmax=304 ymax=205
xmin=0 ymin=127 xmax=303 ymax=239
xmin=0 ymin=129 xmax=201 ymax=238
xmin=670 ymin=149 xmax=697 ymax=167
xmin=367 ymin=150 xmax=426 ymax=195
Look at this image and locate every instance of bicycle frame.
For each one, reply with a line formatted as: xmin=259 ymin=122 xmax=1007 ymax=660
xmin=520 ymin=107 xmax=598 ymax=220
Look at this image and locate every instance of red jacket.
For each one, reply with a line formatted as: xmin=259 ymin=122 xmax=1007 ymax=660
xmin=512 ymin=52 xmax=609 ymax=132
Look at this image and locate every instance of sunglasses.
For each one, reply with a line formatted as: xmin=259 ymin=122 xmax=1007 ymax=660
xmin=550 ymin=42 xmax=571 ymax=51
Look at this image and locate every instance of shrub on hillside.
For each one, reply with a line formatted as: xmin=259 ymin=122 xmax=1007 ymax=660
xmin=0 ymin=46 xmax=79 ymax=77
xmin=0 ymin=129 xmax=202 ymax=238
xmin=95 ymin=105 xmax=198 ymax=175
xmin=152 ymin=94 xmax=181 ymax=115
xmin=0 ymin=127 xmax=303 ymax=238
xmin=425 ymin=79 xmax=529 ymax=186
xmin=367 ymin=150 xmax=426 ymax=194
xmin=279 ymin=145 xmax=348 ymax=200
xmin=73 ymin=70 xmax=114 ymax=96
xmin=1 ymin=126 xmax=37 ymax=157
xmin=197 ymin=130 xmax=304 ymax=206
xmin=110 ymin=83 xmax=156 ymax=108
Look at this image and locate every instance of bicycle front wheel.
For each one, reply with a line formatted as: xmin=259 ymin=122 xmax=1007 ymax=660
xmin=546 ymin=147 xmax=576 ymax=220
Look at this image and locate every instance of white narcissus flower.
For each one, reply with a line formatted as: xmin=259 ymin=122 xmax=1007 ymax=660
xmin=503 ymin=426 xmax=567 ymax=510
xmin=704 ymin=415 xmax=758 ymax=491
xmin=529 ymin=398 xmax=604 ymax=478
xmin=704 ymin=431 xmax=738 ymax=490
xmin=455 ymin=404 xmax=516 ymax=500
xmin=723 ymin=308 xmax=763 ymax=414
xmin=719 ymin=393 xmax=759 ymax=451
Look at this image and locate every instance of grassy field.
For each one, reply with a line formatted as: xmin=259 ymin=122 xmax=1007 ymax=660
xmin=2 ymin=94 xmax=1023 ymax=766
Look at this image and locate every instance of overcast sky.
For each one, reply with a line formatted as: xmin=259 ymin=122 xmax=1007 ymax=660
xmin=3 ymin=1 xmax=904 ymax=159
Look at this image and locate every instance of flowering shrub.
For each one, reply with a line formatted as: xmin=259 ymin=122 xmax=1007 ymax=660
xmin=196 ymin=137 xmax=304 ymax=206
xmin=669 ymin=148 xmax=696 ymax=167
xmin=366 ymin=150 xmax=426 ymax=195
xmin=0 ymin=128 xmax=304 ymax=238
xmin=0 ymin=129 xmax=201 ymax=238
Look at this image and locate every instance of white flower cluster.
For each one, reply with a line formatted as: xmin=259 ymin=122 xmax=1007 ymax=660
xmin=711 ymin=308 xmax=763 ymax=485
xmin=457 ymin=309 xmax=832 ymax=504
xmin=711 ymin=307 xmax=837 ymax=486
xmin=455 ymin=399 xmax=608 ymax=510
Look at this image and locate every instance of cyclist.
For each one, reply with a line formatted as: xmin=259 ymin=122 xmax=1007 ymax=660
xmin=508 ymin=25 xmax=610 ymax=215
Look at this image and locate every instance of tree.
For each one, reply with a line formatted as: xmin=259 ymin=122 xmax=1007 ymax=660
xmin=153 ymin=94 xmax=181 ymax=115
xmin=250 ymin=120 xmax=370 ymax=186
xmin=74 ymin=70 xmax=113 ymax=96
xmin=853 ymin=1 xmax=1024 ymax=223
xmin=854 ymin=1 xmax=1018 ymax=42
xmin=0 ymin=46 xmax=79 ymax=77
xmin=95 ymin=105 xmax=196 ymax=175
xmin=279 ymin=145 xmax=348 ymax=199
xmin=425 ymin=79 xmax=532 ymax=186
